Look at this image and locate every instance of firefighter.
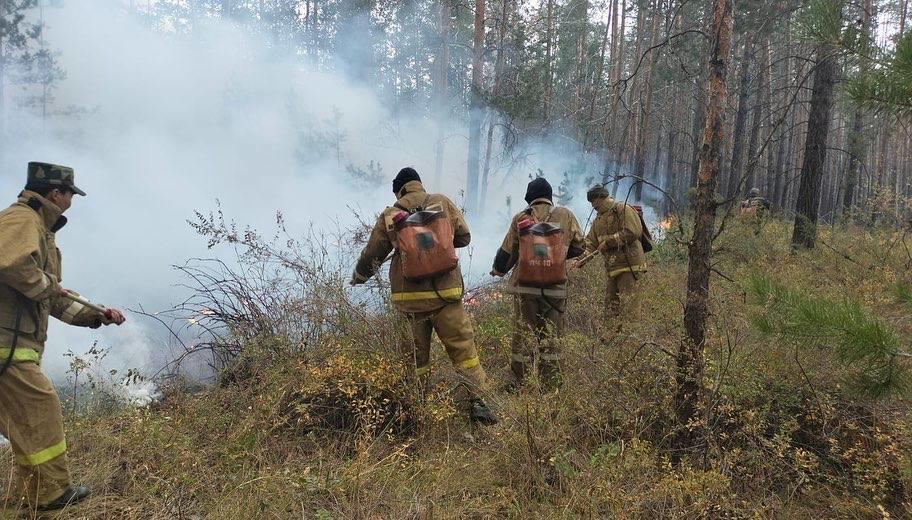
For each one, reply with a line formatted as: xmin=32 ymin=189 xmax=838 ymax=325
xmin=490 ymin=178 xmax=585 ymax=390
xmin=741 ymin=188 xmax=771 ymax=215
xmin=351 ymin=167 xmax=497 ymax=425
xmin=0 ymin=162 xmax=126 ymax=511
xmin=575 ymin=184 xmax=646 ymax=320
xmin=740 ymin=188 xmax=771 ymax=233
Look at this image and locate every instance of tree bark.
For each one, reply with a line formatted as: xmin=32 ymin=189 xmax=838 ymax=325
xmin=842 ymin=0 xmax=872 ymax=216
xmin=433 ymin=0 xmax=451 ymax=183
xmin=543 ymin=0 xmax=555 ymax=122
xmin=689 ymin=4 xmax=714 ymax=189
xmin=791 ymin=41 xmax=839 ymax=248
xmin=633 ymin=1 xmax=661 ymax=201
xmin=726 ymin=35 xmax=753 ymax=199
xmin=676 ymin=0 xmax=733 ymax=450
xmin=466 ymin=0 xmax=486 ymax=216
xmin=742 ymin=37 xmax=768 ymax=198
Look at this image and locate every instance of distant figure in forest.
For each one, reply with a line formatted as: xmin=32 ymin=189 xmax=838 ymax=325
xmin=0 ymin=162 xmax=126 ymax=512
xmin=740 ymin=188 xmax=771 ymax=217
xmin=490 ymin=178 xmax=585 ymax=391
xmin=350 ymin=167 xmax=497 ymax=425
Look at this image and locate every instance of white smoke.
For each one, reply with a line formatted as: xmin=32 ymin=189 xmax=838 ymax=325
xmin=0 ymin=0 xmax=650 ymax=383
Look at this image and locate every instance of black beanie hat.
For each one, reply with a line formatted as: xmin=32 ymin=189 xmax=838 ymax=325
xmin=525 ymin=177 xmax=553 ymax=204
xmin=392 ymin=167 xmax=421 ymax=194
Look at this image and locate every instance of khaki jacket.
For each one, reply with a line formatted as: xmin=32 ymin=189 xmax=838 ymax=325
xmin=354 ymin=181 xmax=470 ymax=313
xmin=0 ymin=191 xmax=104 ymax=359
xmin=585 ymin=197 xmax=646 ymax=278
xmin=492 ymin=198 xmax=585 ymax=297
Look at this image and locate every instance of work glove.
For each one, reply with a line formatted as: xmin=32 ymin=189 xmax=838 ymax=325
xmin=101 ymin=308 xmax=126 ymax=326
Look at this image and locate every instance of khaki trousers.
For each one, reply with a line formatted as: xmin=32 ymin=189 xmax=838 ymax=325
xmin=403 ymin=302 xmax=488 ymax=397
xmin=0 ymin=360 xmax=71 ymax=508
xmin=511 ymin=295 xmax=564 ymax=388
xmin=605 ymin=271 xmax=639 ymax=319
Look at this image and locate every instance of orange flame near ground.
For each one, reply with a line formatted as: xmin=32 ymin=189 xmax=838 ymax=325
xmin=659 ymin=217 xmax=674 ymax=231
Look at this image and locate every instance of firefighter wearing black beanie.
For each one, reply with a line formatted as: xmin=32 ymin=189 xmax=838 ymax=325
xmin=392 ymin=167 xmax=421 ymax=194
xmin=524 ymin=177 xmax=553 ymax=204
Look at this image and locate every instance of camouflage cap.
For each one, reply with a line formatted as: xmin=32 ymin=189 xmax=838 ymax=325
xmin=26 ymin=162 xmax=86 ymax=196
xmin=586 ymin=184 xmax=611 ymax=202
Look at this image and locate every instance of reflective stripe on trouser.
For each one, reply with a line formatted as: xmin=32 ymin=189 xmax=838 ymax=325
xmin=0 ymin=361 xmax=71 ymax=507
xmin=391 ymin=287 xmax=463 ymax=302
xmin=404 ymin=301 xmax=487 ymax=396
xmin=511 ymin=295 xmax=564 ymax=385
xmin=605 ymin=270 xmax=639 ymax=319
xmin=0 ymin=347 xmax=41 ymax=364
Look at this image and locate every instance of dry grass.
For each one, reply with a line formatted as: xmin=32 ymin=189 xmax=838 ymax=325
xmin=3 ymin=217 xmax=912 ymax=519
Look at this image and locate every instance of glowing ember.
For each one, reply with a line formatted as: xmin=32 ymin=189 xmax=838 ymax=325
xmin=658 ymin=217 xmax=674 ymax=231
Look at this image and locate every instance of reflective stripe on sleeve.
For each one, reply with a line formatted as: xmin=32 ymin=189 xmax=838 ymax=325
xmin=15 ymin=439 xmax=66 ymax=466
xmin=60 ymin=301 xmax=85 ymax=324
xmin=22 ymin=275 xmax=51 ymax=299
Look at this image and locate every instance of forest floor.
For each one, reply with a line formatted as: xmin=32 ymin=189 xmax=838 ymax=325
xmin=3 ymin=216 xmax=912 ymax=519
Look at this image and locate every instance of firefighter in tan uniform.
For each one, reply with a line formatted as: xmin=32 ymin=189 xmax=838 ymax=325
xmin=576 ymin=185 xmax=646 ymax=319
xmin=351 ymin=167 xmax=496 ymax=425
xmin=491 ymin=178 xmax=584 ymax=390
xmin=0 ymin=162 xmax=126 ymax=511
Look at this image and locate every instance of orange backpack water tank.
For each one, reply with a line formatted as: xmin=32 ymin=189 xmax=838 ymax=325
xmin=394 ymin=208 xmax=458 ymax=281
xmin=516 ymin=212 xmax=567 ymax=287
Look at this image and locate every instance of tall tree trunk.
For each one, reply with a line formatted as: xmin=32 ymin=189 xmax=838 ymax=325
xmin=843 ymin=0 xmax=872 ymax=216
xmin=0 ymin=31 xmax=5 ymax=140
xmin=742 ymin=37 xmax=767 ymax=198
xmin=633 ymin=1 xmax=661 ymax=201
xmin=726 ymin=35 xmax=754 ymax=199
xmin=677 ymin=0 xmax=733 ymax=450
xmin=433 ymin=0 xmax=452 ymax=182
xmin=571 ymin=0 xmax=589 ymax=134
xmin=791 ymin=39 xmax=839 ymax=248
xmin=543 ymin=0 xmax=555 ymax=122
xmin=480 ymin=0 xmax=512 ymax=213
xmin=584 ymin=1 xmax=614 ymax=148
xmin=689 ymin=4 xmax=713 ymax=189
xmin=466 ymin=0 xmax=486 ymax=216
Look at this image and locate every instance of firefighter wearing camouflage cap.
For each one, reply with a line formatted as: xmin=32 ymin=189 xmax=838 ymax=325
xmin=578 ymin=184 xmax=646 ymax=323
xmin=0 ymin=162 xmax=125 ymax=511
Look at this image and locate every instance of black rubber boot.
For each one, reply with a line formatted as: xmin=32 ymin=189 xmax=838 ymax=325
xmin=37 ymin=484 xmax=91 ymax=511
xmin=469 ymin=399 xmax=498 ymax=426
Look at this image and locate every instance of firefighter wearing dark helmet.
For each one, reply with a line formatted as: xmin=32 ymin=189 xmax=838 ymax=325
xmin=0 ymin=162 xmax=126 ymax=511
xmin=351 ymin=167 xmax=497 ymax=425
xmin=491 ymin=178 xmax=585 ymax=390
xmin=577 ymin=184 xmax=646 ymax=320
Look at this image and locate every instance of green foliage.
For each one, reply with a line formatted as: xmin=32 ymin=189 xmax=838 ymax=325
xmin=797 ymin=0 xmax=847 ymax=46
xmin=847 ymin=30 xmax=912 ymax=118
xmin=895 ymin=281 xmax=912 ymax=306
xmin=748 ymin=274 xmax=910 ymax=397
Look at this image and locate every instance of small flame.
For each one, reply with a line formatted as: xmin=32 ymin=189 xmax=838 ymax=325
xmin=658 ymin=217 xmax=674 ymax=231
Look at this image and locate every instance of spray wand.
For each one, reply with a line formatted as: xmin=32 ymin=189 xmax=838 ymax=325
xmin=569 ymin=249 xmax=600 ymax=270
xmin=62 ymin=291 xmax=107 ymax=314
